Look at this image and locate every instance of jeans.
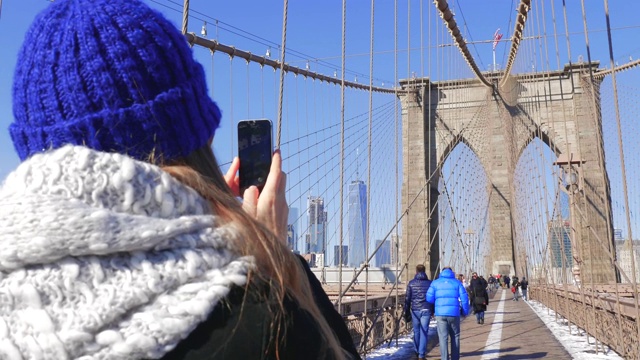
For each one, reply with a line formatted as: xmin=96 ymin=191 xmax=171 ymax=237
xmin=475 ymin=311 xmax=485 ymax=321
xmin=436 ymin=316 xmax=461 ymax=360
xmin=522 ymin=289 xmax=528 ymax=300
xmin=411 ymin=309 xmax=431 ymax=357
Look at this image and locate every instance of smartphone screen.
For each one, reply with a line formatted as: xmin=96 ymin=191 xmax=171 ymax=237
xmin=238 ymin=119 xmax=273 ymax=193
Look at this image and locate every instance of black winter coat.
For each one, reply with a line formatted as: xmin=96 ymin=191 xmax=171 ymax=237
xmin=469 ymin=278 xmax=489 ymax=312
xmin=160 ymin=256 xmax=361 ymax=360
xmin=404 ymin=272 xmax=434 ymax=314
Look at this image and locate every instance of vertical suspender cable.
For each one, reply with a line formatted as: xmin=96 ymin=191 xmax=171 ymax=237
xmin=603 ymin=1 xmax=640 ymax=352
xmin=338 ymin=0 xmax=347 ymax=316
xmin=420 ymin=0 xmax=424 ymax=78
xmin=578 ymin=1 xmax=606 ymax=353
xmin=247 ymin=62 xmax=251 ymax=118
xmin=540 ymin=0 xmax=563 ymax=313
xmin=181 ymin=0 xmax=189 ymax=35
xmin=261 ymin=66 xmax=265 ymax=117
xmin=210 ymin=51 xmax=215 ymax=99
xmin=579 ymin=0 xmax=624 ymax=348
xmin=560 ymin=2 xmax=591 ymax=344
xmin=393 ymin=0 xmax=400 ymax=346
xmin=406 ymin=0 xmax=412 ymax=286
xmin=550 ymin=0 xmax=576 ymax=330
xmin=276 ymin=0 xmax=290 ymax=149
xmin=362 ymin=0 xmax=375 ymax=354
xmin=428 ymin=0 xmax=434 ymax=280
xmin=408 ymin=0 xmax=411 ymax=79
xmin=229 ymin=59 xmax=235 ymax=160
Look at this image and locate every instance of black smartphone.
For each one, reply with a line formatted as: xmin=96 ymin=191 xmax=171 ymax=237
xmin=238 ymin=119 xmax=273 ymax=194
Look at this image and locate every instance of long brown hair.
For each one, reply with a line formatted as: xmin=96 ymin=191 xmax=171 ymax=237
xmin=157 ymin=145 xmax=346 ymax=359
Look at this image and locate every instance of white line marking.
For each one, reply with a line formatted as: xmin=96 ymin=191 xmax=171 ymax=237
xmin=481 ymin=289 xmax=507 ymax=359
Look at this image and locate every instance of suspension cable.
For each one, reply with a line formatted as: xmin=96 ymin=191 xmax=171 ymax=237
xmin=274 ymin=0 xmax=289 ymax=148
xmin=393 ymin=0 xmax=400 ymax=347
xmin=181 ymin=0 xmax=189 ymax=35
xmin=361 ymin=0 xmax=375 ymax=353
xmin=603 ymin=0 xmax=640 ymax=351
xmin=432 ymin=0 xmax=492 ymax=88
xmin=500 ymin=0 xmax=531 ymax=87
xmin=338 ymin=0 xmax=347 ymax=315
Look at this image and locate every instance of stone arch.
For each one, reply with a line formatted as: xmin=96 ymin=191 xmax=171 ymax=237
xmin=512 ymin=136 xmax=563 ymax=278
xmin=438 ymin=134 xmax=485 ymax=171
xmin=515 ymin=129 xmax=563 ymax=167
xmin=438 ymin=140 xmax=492 ymax=275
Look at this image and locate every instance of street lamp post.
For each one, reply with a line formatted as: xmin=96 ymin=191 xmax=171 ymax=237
xmin=554 ymin=153 xmax=585 ymax=286
xmin=464 ymin=229 xmax=476 ymax=273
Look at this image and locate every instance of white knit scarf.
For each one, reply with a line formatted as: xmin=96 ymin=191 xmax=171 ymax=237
xmin=0 ymin=145 xmax=253 ymax=360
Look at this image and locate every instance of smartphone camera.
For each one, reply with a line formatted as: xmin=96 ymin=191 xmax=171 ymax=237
xmin=238 ymin=119 xmax=273 ymax=193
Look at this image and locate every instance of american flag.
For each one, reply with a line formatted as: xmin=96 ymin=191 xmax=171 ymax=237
xmin=493 ymin=29 xmax=503 ymax=50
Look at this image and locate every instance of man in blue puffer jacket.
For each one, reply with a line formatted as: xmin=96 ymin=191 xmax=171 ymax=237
xmin=403 ymin=265 xmax=434 ymax=360
xmin=426 ymin=267 xmax=470 ymax=360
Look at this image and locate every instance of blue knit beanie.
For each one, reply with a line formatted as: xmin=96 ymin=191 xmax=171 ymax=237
xmin=10 ymin=0 xmax=221 ymax=162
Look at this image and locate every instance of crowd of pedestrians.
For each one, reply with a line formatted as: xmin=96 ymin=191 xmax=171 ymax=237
xmin=404 ymin=267 xmax=531 ymax=359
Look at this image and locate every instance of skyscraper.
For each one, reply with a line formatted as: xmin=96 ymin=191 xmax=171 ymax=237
xmin=287 ymin=224 xmax=296 ymax=252
xmin=348 ymin=180 xmax=367 ymax=268
xmin=614 ymin=228 xmax=624 ymax=242
xmin=390 ymin=233 xmax=400 ymax=265
xmin=287 ymin=207 xmax=299 ymax=251
xmin=548 ymin=220 xmax=572 ymax=268
xmin=334 ymin=245 xmax=348 ymax=266
xmin=307 ymin=196 xmax=327 ymax=265
xmin=616 ymin=239 xmax=640 ymax=283
xmin=375 ymin=240 xmax=391 ymax=267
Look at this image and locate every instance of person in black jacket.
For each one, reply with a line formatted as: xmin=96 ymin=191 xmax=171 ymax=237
xmin=520 ymin=277 xmax=529 ymax=301
xmin=3 ymin=0 xmax=360 ymax=358
xmin=404 ymin=265 xmax=434 ymax=360
xmin=469 ymin=272 xmax=489 ymax=324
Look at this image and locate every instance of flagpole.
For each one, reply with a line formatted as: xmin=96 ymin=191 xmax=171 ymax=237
xmin=492 ymin=28 xmax=501 ymax=72
xmin=493 ymin=48 xmax=496 ymax=71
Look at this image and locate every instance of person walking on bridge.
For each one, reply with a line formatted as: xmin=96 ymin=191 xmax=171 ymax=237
xmin=511 ymin=277 xmax=521 ymax=301
xmin=487 ymin=274 xmax=496 ymax=290
xmin=404 ymin=265 xmax=434 ymax=360
xmin=469 ymin=272 xmax=489 ymax=324
xmin=426 ymin=267 xmax=470 ymax=360
xmin=520 ymin=277 xmax=529 ymax=301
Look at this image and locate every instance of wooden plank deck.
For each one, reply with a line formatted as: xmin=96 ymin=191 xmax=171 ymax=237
xmin=422 ymin=288 xmax=572 ymax=359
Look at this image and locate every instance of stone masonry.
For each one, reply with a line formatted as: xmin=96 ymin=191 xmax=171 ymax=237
xmin=399 ymin=63 xmax=617 ymax=284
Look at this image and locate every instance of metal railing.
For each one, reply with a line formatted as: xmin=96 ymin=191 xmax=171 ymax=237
xmin=339 ymin=294 xmax=410 ymax=352
xmin=530 ymin=285 xmax=639 ymax=359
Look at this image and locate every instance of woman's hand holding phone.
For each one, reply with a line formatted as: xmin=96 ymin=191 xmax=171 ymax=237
xmin=236 ymin=150 xmax=288 ymax=242
xmin=224 ymin=157 xmax=241 ymax=196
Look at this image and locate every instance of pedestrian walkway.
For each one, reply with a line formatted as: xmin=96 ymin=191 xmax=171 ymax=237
xmin=424 ymin=288 xmax=572 ymax=359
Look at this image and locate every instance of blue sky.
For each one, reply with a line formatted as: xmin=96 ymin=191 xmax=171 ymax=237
xmin=2 ymin=0 xmax=640 ymax=180
xmin=1 ymin=0 xmax=640 ymax=262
